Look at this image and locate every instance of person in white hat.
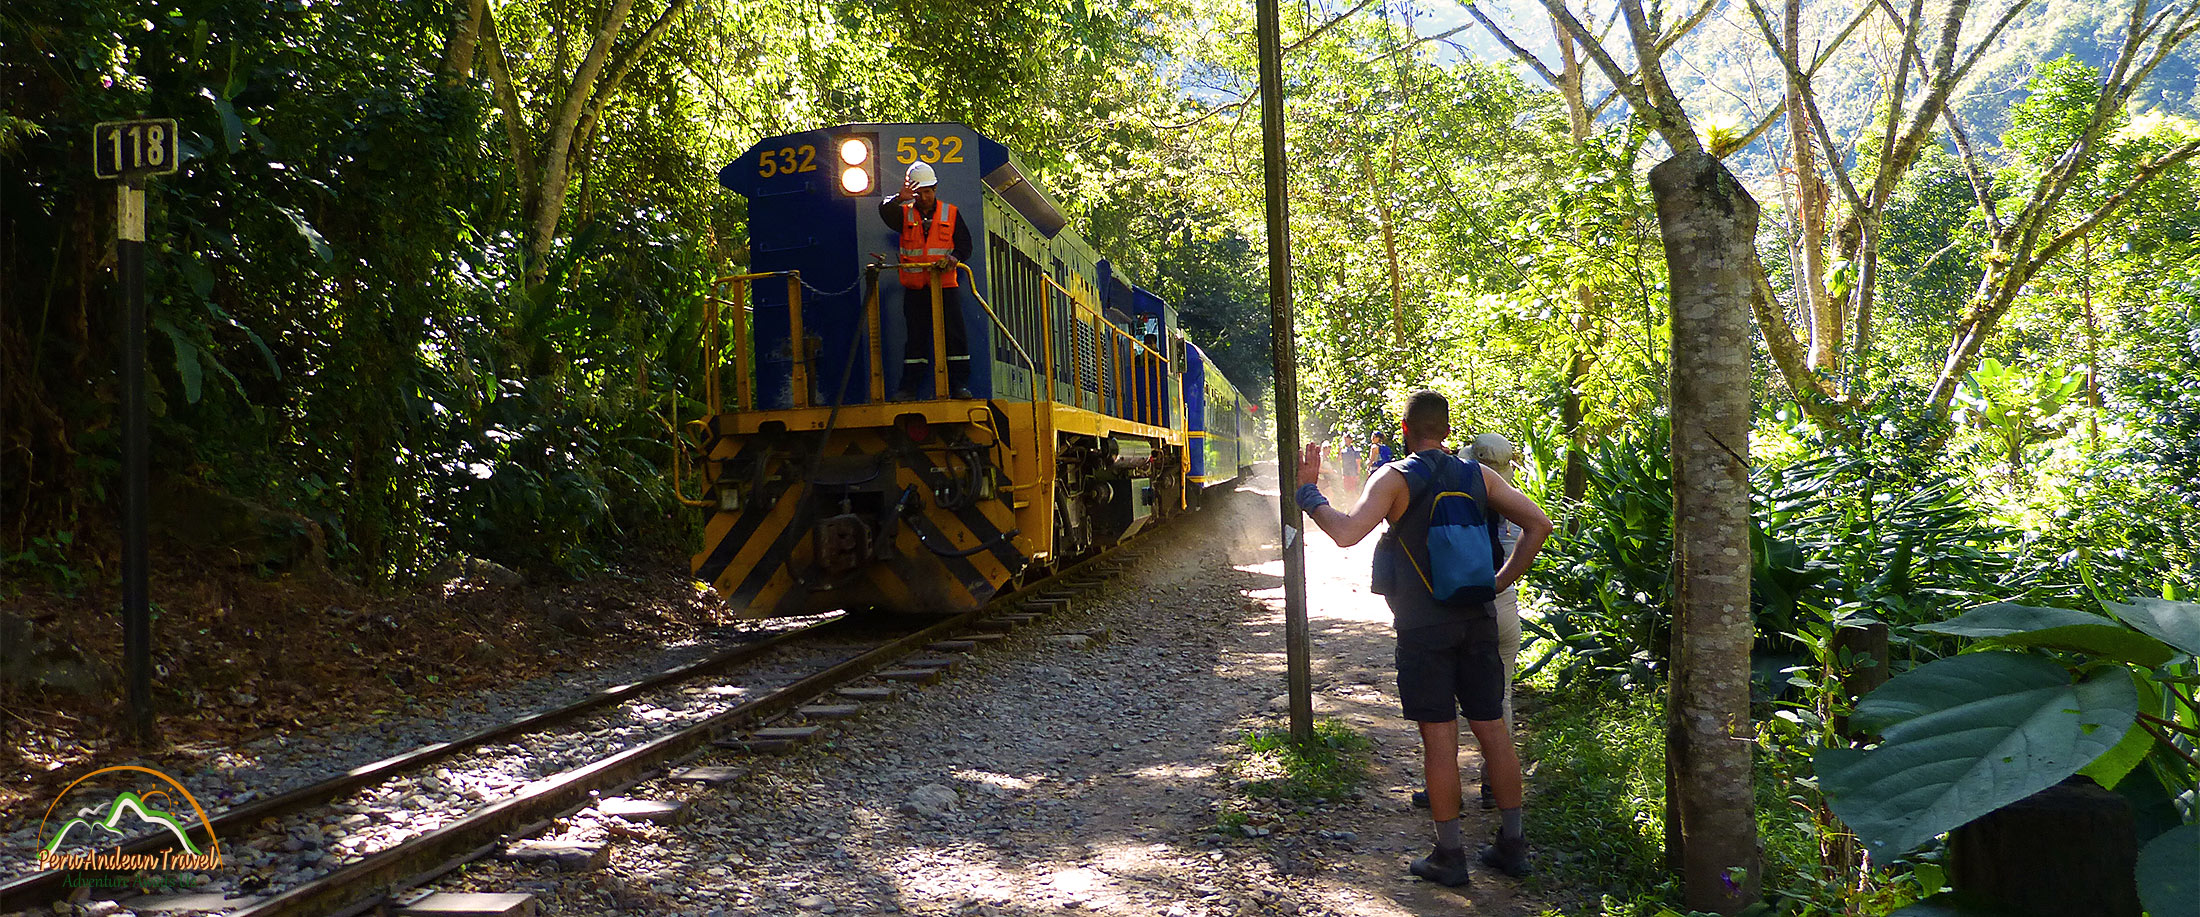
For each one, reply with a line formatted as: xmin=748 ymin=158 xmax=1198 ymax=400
xmin=1469 ymin=431 xmax=1525 ymax=805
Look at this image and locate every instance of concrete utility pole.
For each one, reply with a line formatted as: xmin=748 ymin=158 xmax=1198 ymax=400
xmin=1254 ymin=0 xmax=1314 ymax=744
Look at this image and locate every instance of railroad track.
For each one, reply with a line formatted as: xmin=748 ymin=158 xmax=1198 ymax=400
xmin=8 ymin=540 xmax=1153 ymax=917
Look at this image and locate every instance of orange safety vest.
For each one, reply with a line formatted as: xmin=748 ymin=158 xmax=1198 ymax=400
xmin=898 ymin=200 xmax=960 ymax=289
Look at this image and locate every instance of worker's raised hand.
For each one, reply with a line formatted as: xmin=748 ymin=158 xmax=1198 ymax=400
xmin=1298 ymin=442 xmax=1323 ymax=489
xmin=899 ymin=176 xmax=917 ymax=201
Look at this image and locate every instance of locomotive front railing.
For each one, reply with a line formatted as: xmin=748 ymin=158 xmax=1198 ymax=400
xmin=704 ymin=271 xmax=807 ymax=414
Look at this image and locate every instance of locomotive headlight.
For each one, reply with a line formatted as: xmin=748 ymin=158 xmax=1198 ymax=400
xmin=834 ymin=133 xmax=878 ymax=197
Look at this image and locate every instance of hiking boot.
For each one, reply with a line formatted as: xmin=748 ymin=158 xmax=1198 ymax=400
xmin=1409 ymin=844 xmax=1473 ymax=887
xmin=1480 ymin=782 xmax=1497 ymax=810
xmin=1479 ymin=832 xmax=1532 ymax=878
xmin=1410 ymin=789 xmax=1429 ymax=809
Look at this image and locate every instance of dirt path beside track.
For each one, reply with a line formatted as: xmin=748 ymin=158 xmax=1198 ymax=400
xmin=450 ymin=478 xmax=1550 ymax=917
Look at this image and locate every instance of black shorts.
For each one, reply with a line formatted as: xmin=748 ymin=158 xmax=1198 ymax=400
xmin=1395 ymin=615 xmax=1504 ymax=723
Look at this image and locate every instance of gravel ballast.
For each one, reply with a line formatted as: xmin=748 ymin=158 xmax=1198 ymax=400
xmin=435 ymin=481 xmax=1551 ymax=917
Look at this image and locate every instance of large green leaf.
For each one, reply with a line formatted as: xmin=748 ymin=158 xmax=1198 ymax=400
xmin=1921 ymin=603 xmax=2176 ymax=666
xmin=2076 ymin=672 xmax=2160 ymax=790
xmin=2137 ymin=823 xmax=2199 ymax=917
xmin=1817 ymin=652 xmax=2137 ymax=856
xmin=2102 ymin=597 xmax=2200 ymax=659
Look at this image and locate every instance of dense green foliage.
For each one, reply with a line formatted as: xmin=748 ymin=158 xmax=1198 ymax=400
xmin=6 ymin=0 xmax=2197 ymax=911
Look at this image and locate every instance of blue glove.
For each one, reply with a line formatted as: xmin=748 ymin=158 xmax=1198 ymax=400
xmin=1296 ymin=483 xmax=1330 ymax=513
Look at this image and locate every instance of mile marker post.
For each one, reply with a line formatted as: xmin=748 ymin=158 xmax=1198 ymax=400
xmin=94 ymin=117 xmax=178 ymax=747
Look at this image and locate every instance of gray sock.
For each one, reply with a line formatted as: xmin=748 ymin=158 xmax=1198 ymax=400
xmin=1500 ymin=807 xmax=1524 ymax=841
xmin=1434 ymin=818 xmax=1463 ymax=850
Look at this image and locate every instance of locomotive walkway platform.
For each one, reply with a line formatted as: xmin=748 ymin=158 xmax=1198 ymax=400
xmin=417 ymin=477 xmax=1550 ymax=917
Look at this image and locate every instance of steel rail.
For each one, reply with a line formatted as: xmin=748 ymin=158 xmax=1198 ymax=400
xmin=226 ymin=542 xmax=1142 ymax=917
xmin=0 ymin=617 xmax=840 ymax=913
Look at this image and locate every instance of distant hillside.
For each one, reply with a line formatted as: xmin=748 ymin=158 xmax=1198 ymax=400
xmin=1441 ymin=0 xmax=2200 ymax=161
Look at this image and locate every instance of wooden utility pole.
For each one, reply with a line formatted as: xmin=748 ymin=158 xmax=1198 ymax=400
xmin=1255 ymin=0 xmax=1313 ymax=744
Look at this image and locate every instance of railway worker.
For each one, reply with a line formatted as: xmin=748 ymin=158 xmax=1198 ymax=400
xmin=1295 ymin=391 xmax=1551 ymax=886
xmin=878 ymin=160 xmax=974 ymax=400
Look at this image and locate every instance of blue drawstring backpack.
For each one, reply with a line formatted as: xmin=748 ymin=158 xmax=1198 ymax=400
xmin=1372 ymin=450 xmax=1506 ymax=608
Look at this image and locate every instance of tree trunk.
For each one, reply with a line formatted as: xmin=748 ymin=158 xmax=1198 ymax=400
xmin=1785 ymin=0 xmax=1836 ymax=373
xmin=440 ymin=0 xmax=486 ymax=79
xmin=1552 ymin=14 xmax=1596 ymax=505
xmin=479 ymin=4 xmax=539 ymax=212
xmin=525 ymin=0 xmax=640 ymax=286
xmin=1650 ymin=151 xmax=1762 ymax=916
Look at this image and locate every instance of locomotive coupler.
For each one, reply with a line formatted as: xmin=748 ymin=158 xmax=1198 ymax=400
xmin=812 ymin=513 xmax=874 ymax=578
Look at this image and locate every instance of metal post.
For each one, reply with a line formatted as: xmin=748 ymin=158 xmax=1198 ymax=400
xmin=118 ymin=175 xmax=155 ymax=746
xmin=732 ymin=280 xmax=753 ymax=412
xmin=1256 ymin=0 xmax=1313 ymax=744
xmin=786 ymin=275 xmax=808 ymax=408
xmin=865 ymin=268 xmax=886 ymax=403
xmin=930 ymin=274 xmax=949 ymax=399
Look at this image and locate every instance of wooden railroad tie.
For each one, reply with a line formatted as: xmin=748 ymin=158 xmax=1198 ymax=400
xmin=901 ymin=655 xmax=961 ymax=671
xmin=394 ymin=892 xmax=538 ymax=917
xmin=837 ymin=685 xmax=900 ymax=701
xmin=667 ymin=766 xmax=743 ymax=785
xmin=927 ymin=639 xmax=979 ymax=651
xmin=874 ymin=668 xmax=943 ymax=685
xmin=798 ymin=703 xmax=864 ymax=719
xmin=717 ymin=724 xmax=823 ymax=753
xmin=128 ymin=893 xmax=254 ymax=914
xmin=498 ymin=839 xmax=609 ymax=872
xmin=595 ymin=797 xmax=689 ymax=825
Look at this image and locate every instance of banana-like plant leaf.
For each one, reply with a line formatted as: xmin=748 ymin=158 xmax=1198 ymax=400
xmin=2137 ymin=823 xmax=2199 ymax=917
xmin=1816 ymin=652 xmax=2137 ymax=856
xmin=1921 ymin=603 xmax=2176 ymax=666
xmin=153 ymin=318 xmax=204 ymax=404
xmin=2102 ymin=597 xmax=2200 ymax=659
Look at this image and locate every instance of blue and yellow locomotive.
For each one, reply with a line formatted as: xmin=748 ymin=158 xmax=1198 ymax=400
xmin=681 ymin=122 xmax=1265 ymax=616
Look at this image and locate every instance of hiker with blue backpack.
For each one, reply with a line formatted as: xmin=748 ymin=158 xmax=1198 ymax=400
xmin=1295 ymin=391 xmax=1553 ymax=887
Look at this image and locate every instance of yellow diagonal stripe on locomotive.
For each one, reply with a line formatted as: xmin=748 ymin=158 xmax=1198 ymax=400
xmin=693 ymin=471 xmax=806 ymax=604
xmin=891 ymin=458 xmax=1020 ymax=589
xmin=691 ymin=424 xmax=1028 ymax=616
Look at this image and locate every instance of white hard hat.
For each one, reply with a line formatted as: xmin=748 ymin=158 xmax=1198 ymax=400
xmin=906 ymin=161 xmax=938 ymax=188
xmin=1471 ymin=432 xmax=1516 ymax=471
